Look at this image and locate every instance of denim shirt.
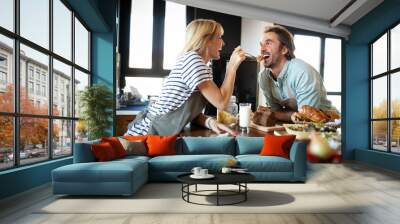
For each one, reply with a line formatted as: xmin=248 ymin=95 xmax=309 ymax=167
xmin=258 ymin=58 xmax=336 ymax=111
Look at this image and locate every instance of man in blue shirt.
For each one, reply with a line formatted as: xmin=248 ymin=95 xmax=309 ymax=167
xmin=258 ymin=25 xmax=336 ymax=123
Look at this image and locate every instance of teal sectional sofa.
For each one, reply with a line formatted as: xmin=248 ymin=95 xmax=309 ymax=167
xmin=52 ymin=136 xmax=307 ymax=196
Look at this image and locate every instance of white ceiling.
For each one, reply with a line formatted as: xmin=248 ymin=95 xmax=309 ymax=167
xmin=168 ymin=0 xmax=384 ymax=38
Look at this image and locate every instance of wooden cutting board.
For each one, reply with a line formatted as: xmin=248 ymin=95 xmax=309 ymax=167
xmin=249 ymin=121 xmax=285 ymax=133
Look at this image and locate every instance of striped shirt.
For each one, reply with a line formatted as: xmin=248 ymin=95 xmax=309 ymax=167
xmin=126 ymin=51 xmax=213 ymax=135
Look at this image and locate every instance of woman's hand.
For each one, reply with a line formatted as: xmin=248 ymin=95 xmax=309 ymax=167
xmin=208 ymin=118 xmax=238 ymax=136
xmin=227 ymin=46 xmax=246 ymax=72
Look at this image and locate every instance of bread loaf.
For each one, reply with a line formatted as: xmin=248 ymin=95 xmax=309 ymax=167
xmin=252 ymin=106 xmax=277 ymax=126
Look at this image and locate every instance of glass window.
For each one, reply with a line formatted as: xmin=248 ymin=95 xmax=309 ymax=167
xmin=53 ymin=0 xmax=72 ymax=60
xmin=391 ymin=72 xmax=400 ymax=118
xmin=372 ymin=77 xmax=387 ymax=119
xmin=294 ymin=35 xmax=321 ymax=72
xmin=28 ymin=67 xmax=34 ymax=79
xmin=74 ymin=69 xmax=89 ymax=118
xmin=53 ymin=119 xmax=72 ymax=158
xmin=391 ymin=120 xmax=400 ymax=153
xmin=0 ymin=34 xmax=14 ymax=113
xmin=372 ymin=33 xmax=387 ymax=76
xmin=0 ymin=0 xmax=14 ymax=31
xmin=129 ymin=0 xmax=154 ymax=69
xmin=323 ymin=38 xmax=342 ymax=92
xmin=36 ymin=83 xmax=40 ymax=95
xmin=372 ymin=121 xmax=388 ymax=151
xmin=75 ymin=120 xmax=88 ymax=143
xmin=28 ymin=81 xmax=33 ymax=93
xmin=20 ymin=44 xmax=49 ymax=115
xmin=20 ymin=117 xmax=49 ymax=165
xmin=391 ymin=24 xmax=400 ymax=70
xmin=20 ymin=0 xmax=49 ymax=49
xmin=53 ymin=59 xmax=72 ymax=117
xmin=124 ymin=77 xmax=164 ymax=100
xmin=327 ymin=95 xmax=341 ymax=113
xmin=163 ymin=1 xmax=186 ymax=70
xmin=0 ymin=116 xmax=13 ymax=170
xmin=74 ymin=18 xmax=89 ymax=70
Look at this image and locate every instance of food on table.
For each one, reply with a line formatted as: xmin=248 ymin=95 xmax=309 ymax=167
xmin=252 ymin=106 xmax=277 ymax=127
xmin=217 ymin=110 xmax=237 ymax=125
xmin=294 ymin=105 xmax=341 ymax=123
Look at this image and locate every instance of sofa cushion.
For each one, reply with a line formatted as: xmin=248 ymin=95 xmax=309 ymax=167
xmin=118 ymin=138 xmax=147 ymax=156
xmin=91 ymin=142 xmax=118 ymax=162
xmin=236 ymin=137 xmax=263 ymax=155
xmin=148 ymin=154 xmax=235 ymax=172
xmin=101 ymin=137 xmax=127 ymax=158
xmin=236 ymin=155 xmax=293 ymax=172
xmin=147 ymin=135 xmax=177 ymax=157
xmin=179 ymin=137 xmax=235 ymax=155
xmin=124 ymin=135 xmax=148 ymax=141
xmin=260 ymin=134 xmax=296 ymax=159
xmin=52 ymin=159 xmax=147 ymax=183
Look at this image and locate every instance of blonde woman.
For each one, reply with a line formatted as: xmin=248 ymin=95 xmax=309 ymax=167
xmin=126 ymin=19 xmax=245 ymax=136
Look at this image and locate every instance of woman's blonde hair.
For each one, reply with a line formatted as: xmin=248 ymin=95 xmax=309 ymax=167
xmin=181 ymin=19 xmax=224 ymax=57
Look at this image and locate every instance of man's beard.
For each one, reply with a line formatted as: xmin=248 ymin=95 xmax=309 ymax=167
xmin=264 ymin=56 xmax=279 ymax=69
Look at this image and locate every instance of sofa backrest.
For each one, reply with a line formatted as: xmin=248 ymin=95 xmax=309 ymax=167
xmin=177 ymin=137 xmax=236 ymax=155
xmin=73 ymin=139 xmax=100 ymax=163
xmin=235 ymin=137 xmax=263 ymax=155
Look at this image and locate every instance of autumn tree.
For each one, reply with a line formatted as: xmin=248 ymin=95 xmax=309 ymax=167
xmin=0 ymin=84 xmax=60 ymax=151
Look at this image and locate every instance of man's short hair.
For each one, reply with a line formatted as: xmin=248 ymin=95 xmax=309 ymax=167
xmin=264 ymin=25 xmax=295 ymax=60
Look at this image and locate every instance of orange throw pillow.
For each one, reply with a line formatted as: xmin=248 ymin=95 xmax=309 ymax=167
xmin=91 ymin=142 xmax=117 ymax=161
xmin=260 ymin=134 xmax=296 ymax=159
xmin=101 ymin=137 xmax=126 ymax=158
xmin=146 ymin=135 xmax=177 ymax=157
xmin=124 ymin=135 xmax=148 ymax=141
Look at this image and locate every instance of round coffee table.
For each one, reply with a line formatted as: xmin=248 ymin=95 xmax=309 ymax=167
xmin=177 ymin=173 xmax=255 ymax=206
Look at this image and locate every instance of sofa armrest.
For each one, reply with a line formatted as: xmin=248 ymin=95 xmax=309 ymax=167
xmin=289 ymin=141 xmax=307 ymax=181
xmin=73 ymin=140 xmax=100 ymax=163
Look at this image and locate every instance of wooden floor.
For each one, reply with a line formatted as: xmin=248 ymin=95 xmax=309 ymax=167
xmin=1 ymin=162 xmax=400 ymax=224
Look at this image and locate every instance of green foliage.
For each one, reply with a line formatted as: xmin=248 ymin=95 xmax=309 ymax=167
xmin=79 ymin=84 xmax=113 ymax=140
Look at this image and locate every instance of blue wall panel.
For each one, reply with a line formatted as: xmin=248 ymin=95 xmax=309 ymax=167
xmin=0 ymin=158 xmax=72 ymax=199
xmin=345 ymin=0 xmax=400 ymax=170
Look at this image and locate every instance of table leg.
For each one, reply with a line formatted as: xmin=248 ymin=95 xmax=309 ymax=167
xmin=217 ymin=184 xmax=219 ymax=206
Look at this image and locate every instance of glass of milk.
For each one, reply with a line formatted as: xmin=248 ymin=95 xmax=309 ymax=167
xmin=239 ymin=103 xmax=252 ymax=130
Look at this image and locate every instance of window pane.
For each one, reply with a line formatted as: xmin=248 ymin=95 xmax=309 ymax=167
xmin=20 ymin=0 xmax=49 ymax=49
xmin=0 ymin=0 xmax=14 ymax=31
xmin=372 ymin=33 xmax=387 ymax=76
xmin=327 ymin=95 xmax=341 ymax=113
xmin=391 ymin=120 xmax=400 ymax=153
xmin=129 ymin=0 xmax=153 ymax=68
xmin=124 ymin=77 xmax=164 ymax=100
xmin=74 ymin=69 xmax=89 ymax=118
xmin=294 ymin=35 xmax=321 ymax=72
xmin=0 ymin=34 xmax=14 ymax=112
xmin=20 ymin=117 xmax=49 ymax=165
xmin=372 ymin=121 xmax=388 ymax=151
xmin=163 ymin=1 xmax=186 ymax=70
xmin=75 ymin=18 xmax=89 ymax=70
xmin=53 ymin=119 xmax=72 ymax=158
xmin=323 ymin=38 xmax=341 ymax=92
xmin=372 ymin=77 xmax=387 ymax=119
xmin=53 ymin=0 xmax=72 ymax=60
xmin=75 ymin=120 xmax=88 ymax=143
xmin=0 ymin=116 xmax=13 ymax=170
xmin=391 ymin=24 xmax=400 ymax=70
xmin=391 ymin=72 xmax=400 ymax=118
xmin=20 ymin=44 xmax=49 ymax=115
xmin=53 ymin=59 xmax=72 ymax=117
